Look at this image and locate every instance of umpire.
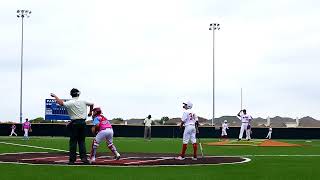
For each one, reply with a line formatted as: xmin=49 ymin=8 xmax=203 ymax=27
xmin=51 ymin=88 xmax=93 ymax=165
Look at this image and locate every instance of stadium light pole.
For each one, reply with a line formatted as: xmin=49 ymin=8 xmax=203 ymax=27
xmin=209 ymin=23 xmax=220 ymax=126
xmin=17 ymin=9 xmax=31 ymax=123
xmin=241 ymin=88 xmax=243 ymax=110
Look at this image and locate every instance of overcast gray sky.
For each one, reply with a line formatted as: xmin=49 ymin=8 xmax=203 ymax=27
xmin=1 ymin=0 xmax=320 ymax=122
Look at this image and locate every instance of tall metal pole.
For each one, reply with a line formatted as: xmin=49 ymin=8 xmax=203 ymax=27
xmin=209 ymin=23 xmax=220 ymax=126
xmin=17 ymin=10 xmax=31 ymax=123
xmin=241 ymin=88 xmax=243 ymax=110
xmin=20 ymin=16 xmax=24 ymax=124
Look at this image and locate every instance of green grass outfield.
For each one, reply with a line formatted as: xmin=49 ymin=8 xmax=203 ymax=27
xmin=0 ymin=136 xmax=319 ymax=180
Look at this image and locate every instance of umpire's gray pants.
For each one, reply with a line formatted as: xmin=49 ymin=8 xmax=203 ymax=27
xmin=144 ymin=126 xmax=151 ymax=140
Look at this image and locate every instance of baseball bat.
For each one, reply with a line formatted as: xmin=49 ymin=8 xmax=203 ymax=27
xmin=198 ymin=137 xmax=204 ymax=158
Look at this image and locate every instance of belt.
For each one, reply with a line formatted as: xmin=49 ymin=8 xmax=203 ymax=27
xmin=241 ymin=122 xmax=249 ymax=123
xmin=185 ymin=124 xmax=195 ymax=126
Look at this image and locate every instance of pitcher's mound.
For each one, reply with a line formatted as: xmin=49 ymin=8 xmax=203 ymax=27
xmin=259 ymin=140 xmax=301 ymax=147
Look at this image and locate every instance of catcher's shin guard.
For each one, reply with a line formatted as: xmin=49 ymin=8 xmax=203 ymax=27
xmin=90 ymin=139 xmax=99 ymax=159
xmin=107 ymin=143 xmax=118 ymax=155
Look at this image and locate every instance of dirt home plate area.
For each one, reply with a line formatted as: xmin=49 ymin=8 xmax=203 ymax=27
xmin=0 ymin=152 xmax=249 ymax=166
xmin=0 ymin=140 xmax=301 ymax=167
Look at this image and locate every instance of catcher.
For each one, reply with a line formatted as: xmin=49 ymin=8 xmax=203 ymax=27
xmin=89 ymin=107 xmax=120 ymax=164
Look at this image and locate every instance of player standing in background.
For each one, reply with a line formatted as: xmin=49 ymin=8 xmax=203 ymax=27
xmin=89 ymin=107 xmax=120 ymax=164
xmin=220 ymin=120 xmax=229 ymax=141
xmin=266 ymin=126 xmax=272 ymax=139
xmin=144 ymin=115 xmax=153 ymax=141
xmin=51 ymin=88 xmax=93 ymax=165
xmin=9 ymin=123 xmax=17 ymax=136
xmin=176 ymin=101 xmax=199 ymax=160
xmin=237 ymin=109 xmax=253 ymax=141
xmin=22 ymin=118 xmax=31 ymax=140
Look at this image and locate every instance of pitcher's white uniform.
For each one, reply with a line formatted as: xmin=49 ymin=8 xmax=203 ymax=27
xmin=238 ymin=113 xmax=253 ymax=140
xmin=266 ymin=127 xmax=272 ymax=139
xmin=221 ymin=121 xmax=229 ymax=137
xmin=10 ymin=124 xmax=17 ymax=136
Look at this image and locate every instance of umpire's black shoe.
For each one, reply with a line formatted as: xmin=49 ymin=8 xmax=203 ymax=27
xmin=81 ymin=158 xmax=90 ymax=164
xmin=68 ymin=161 xmax=75 ymax=165
xmin=237 ymin=139 xmax=241 ymax=141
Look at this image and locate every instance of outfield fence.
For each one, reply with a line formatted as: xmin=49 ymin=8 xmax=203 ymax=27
xmin=0 ymin=124 xmax=320 ymax=139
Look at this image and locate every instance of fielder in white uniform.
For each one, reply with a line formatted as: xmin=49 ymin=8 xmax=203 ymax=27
xmin=176 ymin=101 xmax=199 ymax=161
xmin=237 ymin=109 xmax=253 ymax=141
xmin=9 ymin=124 xmax=17 ymax=136
xmin=221 ymin=120 xmax=229 ymax=140
xmin=266 ymin=126 xmax=272 ymax=139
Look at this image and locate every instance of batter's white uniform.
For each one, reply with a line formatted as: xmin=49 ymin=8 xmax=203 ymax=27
xmin=221 ymin=123 xmax=229 ymax=136
xmin=238 ymin=113 xmax=253 ymax=140
xmin=266 ymin=127 xmax=272 ymax=139
xmin=182 ymin=110 xmax=198 ymax=144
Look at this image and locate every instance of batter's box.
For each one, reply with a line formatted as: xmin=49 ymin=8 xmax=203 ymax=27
xmin=0 ymin=152 xmax=250 ymax=166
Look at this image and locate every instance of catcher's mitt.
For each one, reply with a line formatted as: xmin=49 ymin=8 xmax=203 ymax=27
xmin=91 ymin=125 xmax=99 ymax=135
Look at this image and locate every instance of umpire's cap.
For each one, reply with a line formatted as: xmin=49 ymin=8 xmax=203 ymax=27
xmin=70 ymin=88 xmax=80 ymax=97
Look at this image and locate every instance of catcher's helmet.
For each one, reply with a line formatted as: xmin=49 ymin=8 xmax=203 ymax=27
xmin=70 ymin=88 xmax=80 ymax=97
xmin=92 ymin=107 xmax=102 ymax=115
xmin=183 ymin=101 xmax=193 ymax=109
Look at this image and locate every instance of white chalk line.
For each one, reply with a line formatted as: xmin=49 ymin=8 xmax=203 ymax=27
xmin=123 ymin=157 xmax=173 ymax=165
xmin=21 ymin=156 xmax=69 ymax=161
xmin=0 ymin=141 xmax=68 ymax=152
xmin=0 ymin=152 xmax=49 ymax=155
xmin=243 ymin=154 xmax=320 ymax=157
xmin=1 ymin=141 xmax=320 ymax=158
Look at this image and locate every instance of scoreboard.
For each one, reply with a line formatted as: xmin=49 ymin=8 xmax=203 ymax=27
xmin=45 ymin=99 xmax=70 ymax=120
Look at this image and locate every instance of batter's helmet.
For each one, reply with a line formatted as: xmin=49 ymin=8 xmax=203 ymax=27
xmin=183 ymin=101 xmax=193 ymax=109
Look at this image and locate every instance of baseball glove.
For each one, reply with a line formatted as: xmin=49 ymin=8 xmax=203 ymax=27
xmin=91 ymin=125 xmax=99 ymax=135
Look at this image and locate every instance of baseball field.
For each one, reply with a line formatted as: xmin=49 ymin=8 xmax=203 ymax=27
xmin=0 ymin=136 xmax=319 ymax=180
